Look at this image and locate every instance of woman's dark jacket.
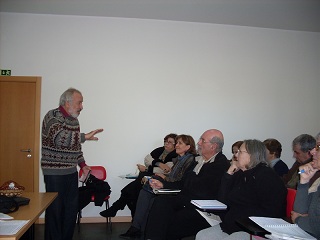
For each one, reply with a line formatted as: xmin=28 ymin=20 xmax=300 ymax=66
xmin=219 ymin=162 xmax=287 ymax=234
xmin=148 ymin=147 xmax=178 ymax=172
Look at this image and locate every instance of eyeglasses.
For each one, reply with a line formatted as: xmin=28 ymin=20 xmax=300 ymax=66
xmin=237 ymin=149 xmax=248 ymax=154
xmin=164 ymin=140 xmax=175 ymax=145
xmin=199 ymin=138 xmax=212 ymax=144
xmin=315 ymin=145 xmax=320 ymax=151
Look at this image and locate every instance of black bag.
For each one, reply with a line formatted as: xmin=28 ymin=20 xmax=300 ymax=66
xmin=0 ymin=195 xmax=19 ymax=213
xmin=78 ymin=174 xmax=111 ymax=209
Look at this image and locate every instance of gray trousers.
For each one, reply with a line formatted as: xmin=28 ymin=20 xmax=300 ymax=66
xmin=196 ymin=225 xmax=251 ymax=240
xmin=132 ymin=188 xmax=156 ymax=232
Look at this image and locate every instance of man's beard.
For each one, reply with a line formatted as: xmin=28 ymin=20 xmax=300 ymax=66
xmin=69 ymin=106 xmax=80 ymax=118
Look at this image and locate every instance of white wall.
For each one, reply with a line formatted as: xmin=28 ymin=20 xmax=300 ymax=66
xmin=1 ymin=12 xmax=319 ymax=218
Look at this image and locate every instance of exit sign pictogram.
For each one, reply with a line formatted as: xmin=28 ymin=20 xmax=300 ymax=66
xmin=0 ymin=69 xmax=11 ymax=76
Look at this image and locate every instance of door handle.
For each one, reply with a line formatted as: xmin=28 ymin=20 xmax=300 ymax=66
xmin=20 ymin=149 xmax=32 ymax=153
xmin=21 ymin=149 xmax=32 ymax=158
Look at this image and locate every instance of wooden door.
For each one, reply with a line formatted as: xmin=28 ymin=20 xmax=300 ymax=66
xmin=0 ymin=76 xmax=41 ymax=192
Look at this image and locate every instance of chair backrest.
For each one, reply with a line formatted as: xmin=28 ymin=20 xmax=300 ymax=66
xmin=79 ymin=166 xmax=107 ymax=181
xmin=286 ymin=188 xmax=297 ymax=218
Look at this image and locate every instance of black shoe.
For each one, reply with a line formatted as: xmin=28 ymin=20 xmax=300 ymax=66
xmin=99 ymin=207 xmax=118 ymax=218
xmin=119 ymin=226 xmax=141 ymax=239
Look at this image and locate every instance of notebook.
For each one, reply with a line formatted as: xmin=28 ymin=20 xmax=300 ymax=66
xmin=191 ymin=200 xmax=227 ymax=210
xmin=249 ymin=216 xmax=316 ymax=240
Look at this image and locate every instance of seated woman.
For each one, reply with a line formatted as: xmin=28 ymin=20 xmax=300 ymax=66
xmin=100 ymin=133 xmax=178 ymax=218
xmin=291 ymin=143 xmax=320 ymax=239
xmin=229 ymin=141 xmax=243 ymax=162
xmin=196 ymin=139 xmax=287 ymax=240
xmin=263 ymin=138 xmax=289 ymax=177
xmin=119 ymin=134 xmax=197 ymax=239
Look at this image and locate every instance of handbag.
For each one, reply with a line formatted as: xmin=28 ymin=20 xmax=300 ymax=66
xmin=0 ymin=195 xmax=19 ymax=213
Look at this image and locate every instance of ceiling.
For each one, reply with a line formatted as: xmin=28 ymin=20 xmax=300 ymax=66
xmin=1 ymin=0 xmax=320 ymax=33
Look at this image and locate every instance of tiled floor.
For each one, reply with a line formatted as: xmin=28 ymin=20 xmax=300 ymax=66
xmin=33 ymin=222 xmax=196 ymax=240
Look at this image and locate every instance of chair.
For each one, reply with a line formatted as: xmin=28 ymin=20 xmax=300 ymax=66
xmin=286 ymin=188 xmax=297 ymax=218
xmin=77 ymin=166 xmax=112 ymax=232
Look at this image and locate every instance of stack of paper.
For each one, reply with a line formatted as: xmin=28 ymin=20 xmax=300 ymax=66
xmin=0 ymin=220 xmax=29 ymax=235
xmin=191 ymin=200 xmax=227 ymax=210
xmin=249 ymin=217 xmax=316 ymax=240
xmin=0 ymin=213 xmax=13 ymax=220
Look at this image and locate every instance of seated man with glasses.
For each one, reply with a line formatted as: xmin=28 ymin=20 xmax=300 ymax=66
xmin=100 ymin=133 xmax=178 ymax=218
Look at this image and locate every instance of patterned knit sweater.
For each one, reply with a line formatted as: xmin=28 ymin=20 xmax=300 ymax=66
xmin=41 ymin=106 xmax=86 ymax=175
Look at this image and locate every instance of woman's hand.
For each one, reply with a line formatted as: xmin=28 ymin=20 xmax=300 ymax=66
xmin=137 ymin=164 xmax=147 ymax=172
xmin=149 ymin=179 xmax=163 ymax=189
xmin=227 ymin=160 xmax=238 ymax=175
xmin=159 ymin=163 xmax=171 ymax=173
xmin=299 ymin=163 xmax=318 ymax=184
xmin=291 ymin=210 xmax=308 ymax=223
xmin=85 ymin=129 xmax=104 ymax=140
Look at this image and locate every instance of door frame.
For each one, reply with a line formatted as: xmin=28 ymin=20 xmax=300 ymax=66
xmin=0 ymin=76 xmax=41 ymax=192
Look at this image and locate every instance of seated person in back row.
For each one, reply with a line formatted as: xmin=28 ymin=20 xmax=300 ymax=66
xmin=291 ymin=142 xmax=320 ymax=239
xmin=263 ymin=138 xmax=289 ymax=177
xmin=196 ymin=139 xmax=287 ymax=240
xmin=229 ymin=141 xmax=243 ymax=162
xmin=282 ymin=134 xmax=315 ymax=189
xmin=100 ymin=133 xmax=178 ymax=218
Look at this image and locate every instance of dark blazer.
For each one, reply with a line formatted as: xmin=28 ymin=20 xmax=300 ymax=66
xmin=147 ymin=147 xmax=178 ymax=172
xmin=163 ymin=151 xmax=230 ymax=204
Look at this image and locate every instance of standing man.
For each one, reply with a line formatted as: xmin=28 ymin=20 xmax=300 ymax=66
xmin=283 ymin=134 xmax=315 ymax=189
xmin=144 ymin=129 xmax=230 ymax=239
xmin=41 ymin=88 xmax=103 ymax=240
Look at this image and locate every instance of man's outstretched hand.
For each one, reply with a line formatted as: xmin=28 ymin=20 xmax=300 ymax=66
xmin=85 ymin=128 xmax=104 ymax=140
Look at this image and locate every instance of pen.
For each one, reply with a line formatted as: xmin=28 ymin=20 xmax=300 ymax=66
xmin=298 ymin=169 xmax=305 ymax=174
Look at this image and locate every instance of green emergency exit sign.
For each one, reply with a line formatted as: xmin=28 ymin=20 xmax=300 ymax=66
xmin=0 ymin=69 xmax=11 ymax=76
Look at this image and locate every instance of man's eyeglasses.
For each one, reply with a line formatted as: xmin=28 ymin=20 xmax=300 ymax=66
xmin=199 ymin=138 xmax=212 ymax=144
xmin=315 ymin=145 xmax=320 ymax=151
xmin=164 ymin=140 xmax=175 ymax=145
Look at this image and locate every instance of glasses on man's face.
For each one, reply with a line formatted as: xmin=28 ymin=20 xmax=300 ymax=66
xmin=315 ymin=145 xmax=320 ymax=152
xmin=164 ymin=140 xmax=175 ymax=145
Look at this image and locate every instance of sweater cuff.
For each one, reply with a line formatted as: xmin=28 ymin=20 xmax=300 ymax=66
xmin=79 ymin=161 xmax=87 ymax=169
xmin=81 ymin=133 xmax=86 ymax=143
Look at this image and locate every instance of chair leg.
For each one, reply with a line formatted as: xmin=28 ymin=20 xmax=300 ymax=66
xmin=105 ymin=200 xmax=112 ymax=232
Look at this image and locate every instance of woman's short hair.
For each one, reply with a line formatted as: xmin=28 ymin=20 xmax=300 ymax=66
xmin=176 ymin=134 xmax=197 ymax=155
xmin=164 ymin=133 xmax=178 ymax=143
xmin=231 ymin=141 xmax=244 ymax=153
xmin=243 ymin=139 xmax=267 ymax=169
xmin=263 ymin=138 xmax=282 ymax=158
xmin=59 ymin=88 xmax=82 ymax=106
